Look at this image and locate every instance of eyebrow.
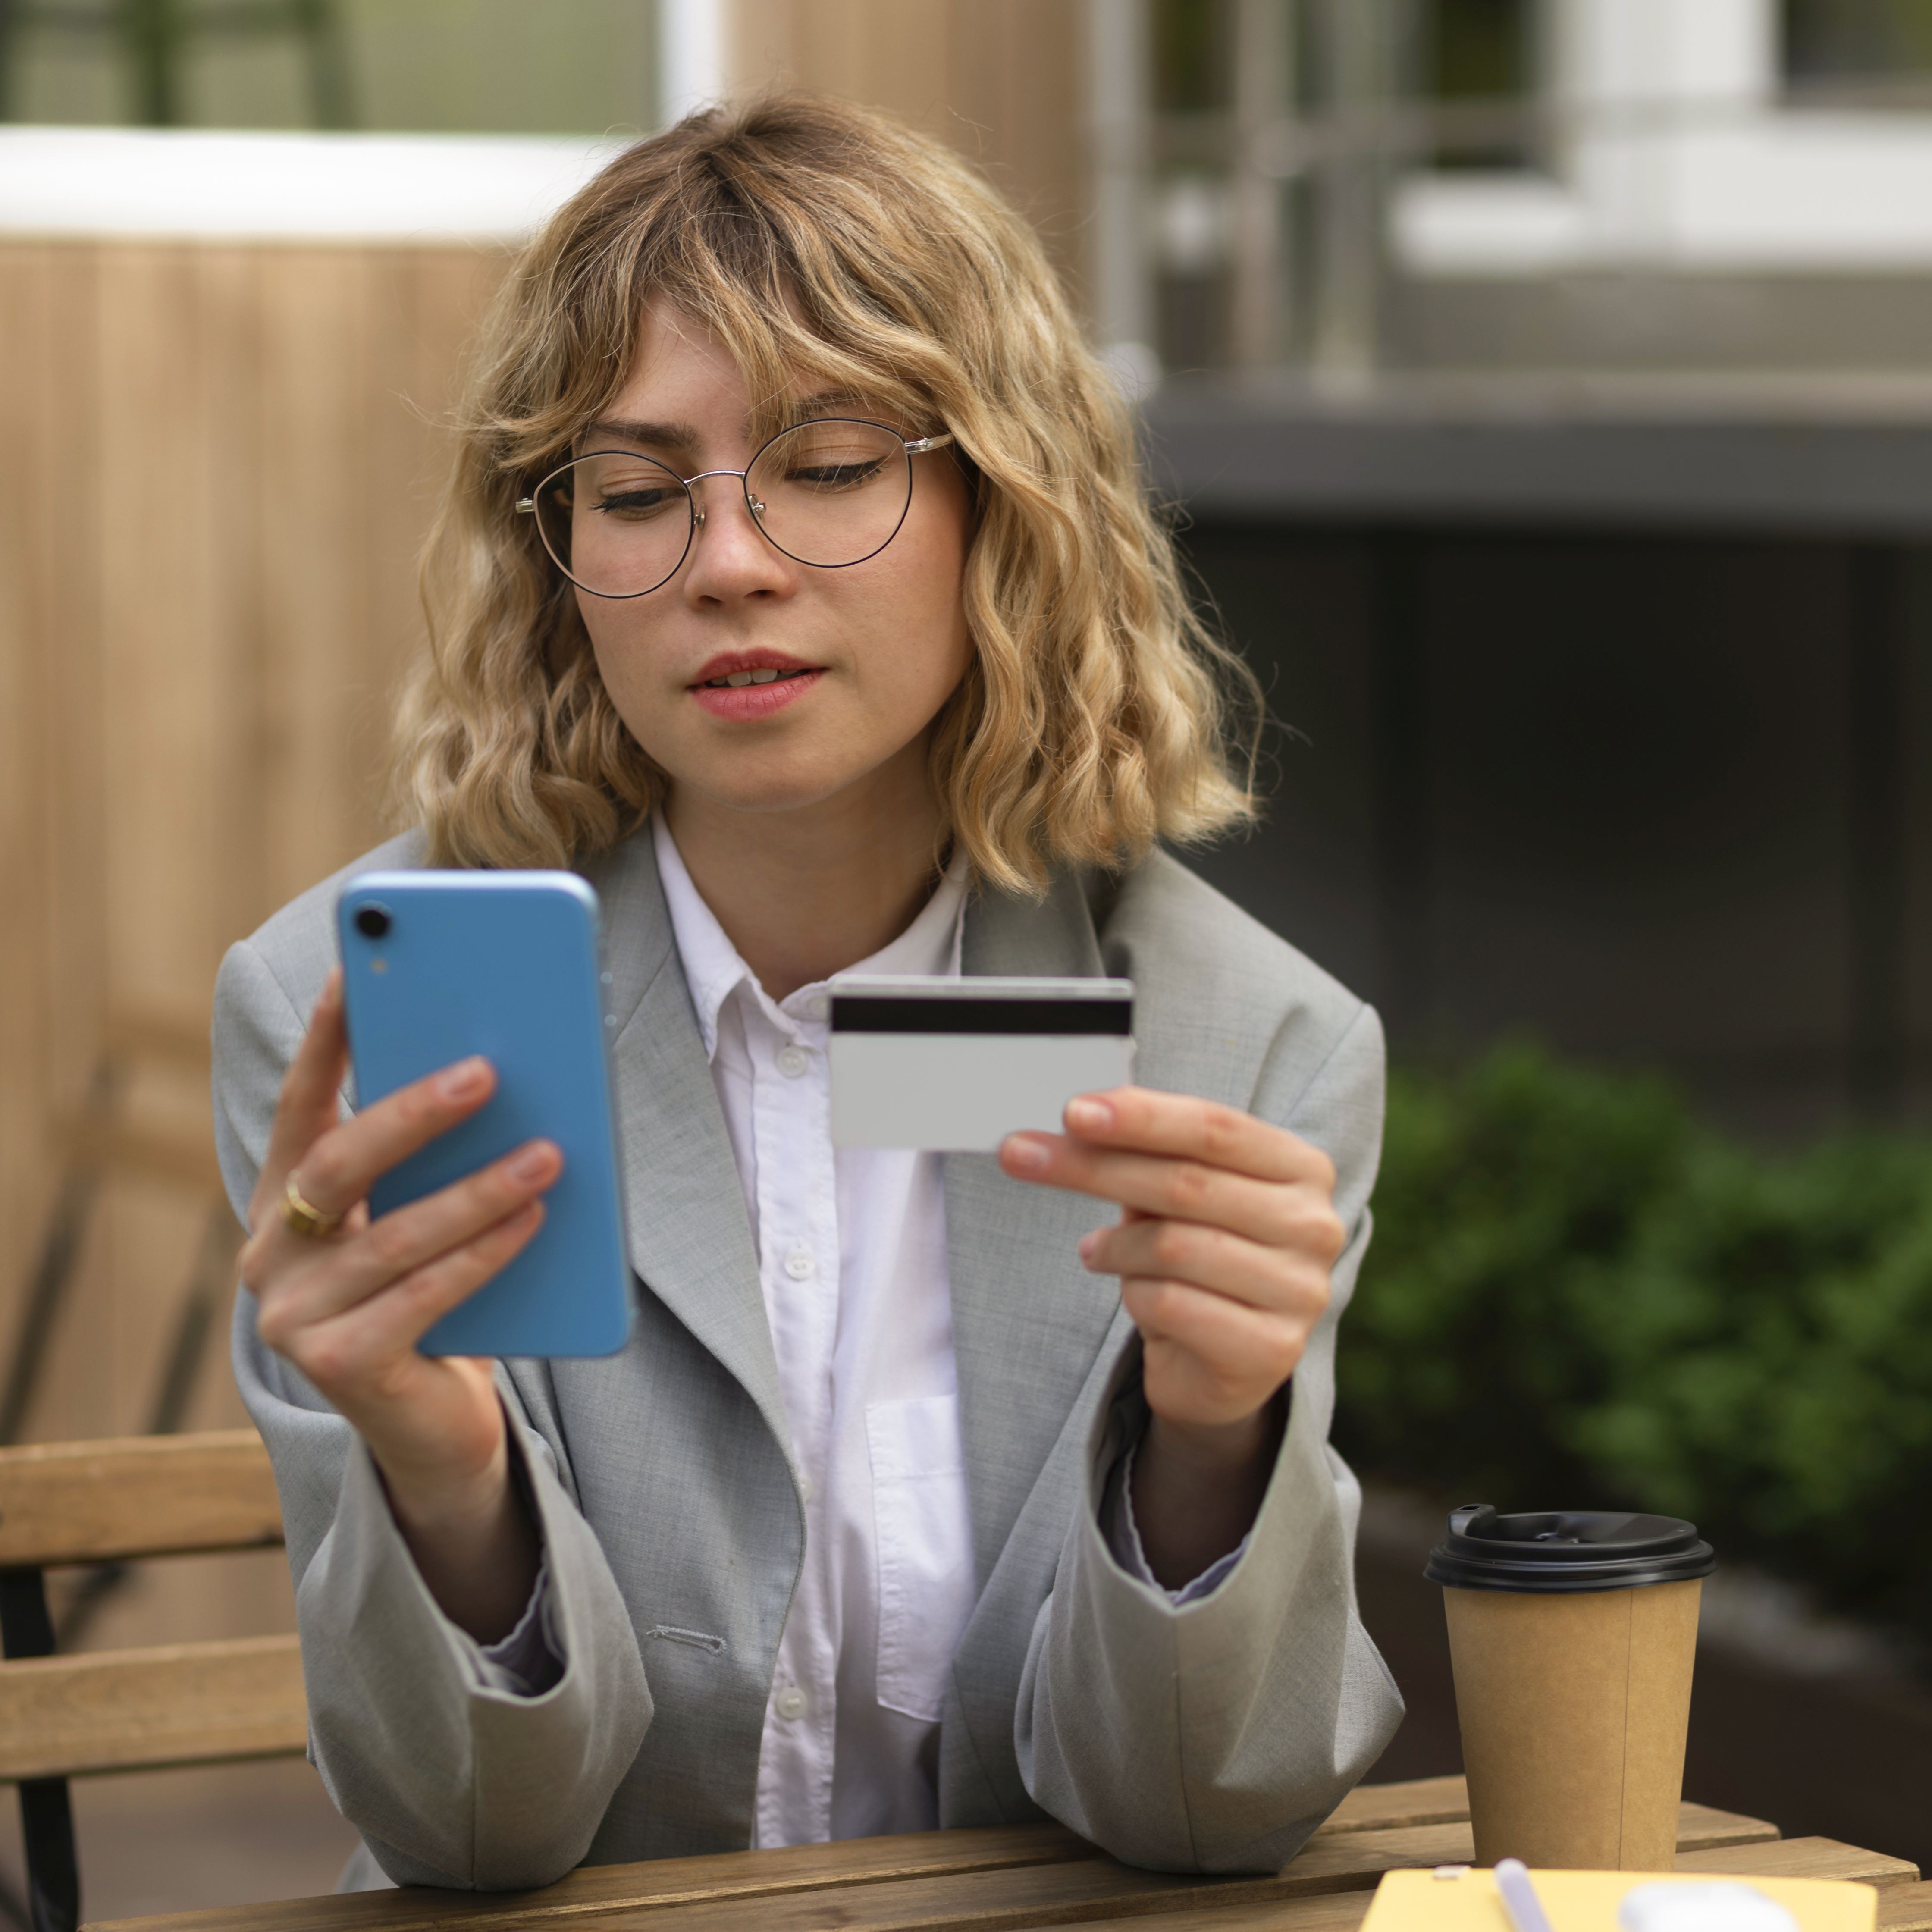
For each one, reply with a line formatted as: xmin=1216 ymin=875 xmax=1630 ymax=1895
xmin=580 ymin=417 xmax=702 ymax=453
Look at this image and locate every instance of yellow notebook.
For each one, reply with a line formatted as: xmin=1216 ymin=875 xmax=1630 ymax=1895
xmin=1360 ymin=1867 xmax=1877 ymax=1932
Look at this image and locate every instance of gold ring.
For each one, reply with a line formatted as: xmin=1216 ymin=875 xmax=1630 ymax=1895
xmin=281 ymin=1176 xmax=342 ymax=1240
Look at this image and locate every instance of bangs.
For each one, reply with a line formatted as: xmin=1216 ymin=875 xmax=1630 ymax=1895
xmin=499 ymin=112 xmax=975 ymax=477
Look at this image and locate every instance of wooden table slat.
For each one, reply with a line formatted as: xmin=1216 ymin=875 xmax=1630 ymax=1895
xmin=1055 ymin=1901 xmax=1379 ymax=1932
xmin=1671 ymin=1805 xmax=1785 ymax=1852
xmin=1877 ymin=1880 xmax=1932 ymax=1930
xmin=1315 ymin=1776 xmax=1468 ymax=1835
xmin=1677 ymin=1838 xmax=1920 ymax=1888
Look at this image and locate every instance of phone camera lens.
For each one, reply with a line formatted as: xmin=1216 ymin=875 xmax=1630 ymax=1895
xmin=354 ymin=904 xmax=392 ymax=940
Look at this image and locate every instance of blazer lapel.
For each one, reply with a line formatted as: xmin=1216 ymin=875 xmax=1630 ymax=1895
xmin=583 ymin=828 xmax=792 ymax=1462
xmin=945 ymin=870 xmax=1125 ymax=1585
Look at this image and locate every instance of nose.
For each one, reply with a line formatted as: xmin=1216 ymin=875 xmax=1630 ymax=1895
xmin=680 ymin=470 xmax=790 ymax=603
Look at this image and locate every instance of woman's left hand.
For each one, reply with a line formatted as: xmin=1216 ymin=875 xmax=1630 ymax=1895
xmin=999 ymin=1088 xmax=1348 ymax=1584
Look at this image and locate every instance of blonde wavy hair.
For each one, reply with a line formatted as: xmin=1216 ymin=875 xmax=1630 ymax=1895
xmin=396 ymin=92 xmax=1261 ymax=894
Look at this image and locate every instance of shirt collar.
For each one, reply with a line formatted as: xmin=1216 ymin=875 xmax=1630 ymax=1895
xmin=652 ymin=812 xmax=967 ymax=1063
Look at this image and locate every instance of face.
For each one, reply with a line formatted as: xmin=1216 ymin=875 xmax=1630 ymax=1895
xmin=565 ymin=300 xmax=975 ymax=827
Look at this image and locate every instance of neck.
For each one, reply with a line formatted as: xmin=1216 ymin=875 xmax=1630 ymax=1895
xmin=663 ymin=750 xmax=949 ymax=1003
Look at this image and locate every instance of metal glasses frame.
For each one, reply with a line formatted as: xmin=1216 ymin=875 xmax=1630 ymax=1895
xmin=515 ymin=416 xmax=957 ymax=600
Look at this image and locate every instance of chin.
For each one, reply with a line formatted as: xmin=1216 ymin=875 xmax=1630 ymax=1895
xmin=665 ymin=751 xmax=877 ymax=818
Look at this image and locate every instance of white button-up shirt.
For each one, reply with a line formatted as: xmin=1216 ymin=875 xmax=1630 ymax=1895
xmin=652 ymin=815 xmax=979 ymax=1846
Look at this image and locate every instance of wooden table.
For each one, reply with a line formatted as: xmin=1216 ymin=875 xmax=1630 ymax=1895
xmin=87 ymin=1778 xmax=1931 ymax=1932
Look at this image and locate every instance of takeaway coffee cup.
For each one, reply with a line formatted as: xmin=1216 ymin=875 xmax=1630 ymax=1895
xmin=1424 ymin=1505 xmax=1716 ymax=1871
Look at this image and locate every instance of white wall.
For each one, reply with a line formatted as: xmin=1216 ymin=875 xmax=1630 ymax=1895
xmin=658 ymin=0 xmax=728 ymax=125
xmin=0 ymin=125 xmax=624 ymax=242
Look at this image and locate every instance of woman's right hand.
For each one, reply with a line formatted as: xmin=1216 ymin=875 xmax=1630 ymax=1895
xmin=240 ymin=967 xmax=561 ymax=1639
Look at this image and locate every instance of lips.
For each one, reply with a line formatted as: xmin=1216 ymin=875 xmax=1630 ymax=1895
xmin=690 ymin=650 xmax=819 ymax=688
xmin=687 ymin=651 xmax=824 ymax=721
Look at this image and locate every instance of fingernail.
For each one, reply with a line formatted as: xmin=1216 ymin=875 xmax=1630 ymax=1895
xmin=1002 ymin=1134 xmax=1051 ymax=1174
xmin=1065 ymin=1096 xmax=1112 ymax=1133
xmin=438 ymin=1057 xmax=489 ymax=1101
xmin=509 ymin=1141 xmax=557 ymax=1183
xmin=1078 ymin=1230 xmax=1101 ymax=1261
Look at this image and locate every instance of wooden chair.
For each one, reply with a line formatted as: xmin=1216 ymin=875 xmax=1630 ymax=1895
xmin=0 ymin=1430 xmax=305 ymax=1932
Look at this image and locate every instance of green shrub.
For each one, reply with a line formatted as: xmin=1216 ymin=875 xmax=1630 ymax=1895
xmin=1336 ymin=1042 xmax=1932 ymax=1640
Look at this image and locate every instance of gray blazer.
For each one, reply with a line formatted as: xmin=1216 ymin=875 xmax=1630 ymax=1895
xmin=216 ymin=825 xmax=1403 ymax=1891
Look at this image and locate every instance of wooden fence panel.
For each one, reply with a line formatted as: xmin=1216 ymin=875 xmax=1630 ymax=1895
xmin=730 ymin=1 xmax=1087 ymax=291
xmin=0 ymin=238 xmax=508 ymax=1647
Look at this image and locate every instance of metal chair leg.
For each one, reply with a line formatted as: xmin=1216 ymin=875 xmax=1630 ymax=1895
xmin=0 ymin=1571 xmax=78 ymax=1932
xmin=14 ymin=1784 xmax=76 ymax=1932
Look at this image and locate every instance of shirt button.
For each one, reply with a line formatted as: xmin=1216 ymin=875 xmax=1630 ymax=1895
xmin=784 ymin=1246 xmax=815 ymax=1280
xmin=775 ymin=1687 xmax=807 ymax=1720
xmin=777 ymin=1044 xmax=809 ymax=1078
xmin=803 ymin=994 xmax=829 ymax=1022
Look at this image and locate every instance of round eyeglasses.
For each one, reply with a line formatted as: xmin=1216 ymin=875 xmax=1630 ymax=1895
xmin=516 ymin=416 xmax=957 ymax=600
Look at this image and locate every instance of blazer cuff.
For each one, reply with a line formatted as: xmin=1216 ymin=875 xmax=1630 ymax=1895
xmin=1017 ymin=1330 xmax=1401 ymax=1872
xmin=295 ymin=1419 xmax=651 ymax=1886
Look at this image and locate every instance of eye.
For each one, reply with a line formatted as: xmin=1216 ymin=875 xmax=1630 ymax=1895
xmin=785 ymin=456 xmax=888 ymax=490
xmin=592 ymin=483 xmax=683 ymax=520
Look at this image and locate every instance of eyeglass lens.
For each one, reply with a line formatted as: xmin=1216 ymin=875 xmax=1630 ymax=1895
xmin=532 ymin=418 xmax=917 ymax=599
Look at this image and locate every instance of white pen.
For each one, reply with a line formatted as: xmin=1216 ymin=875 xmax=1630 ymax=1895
xmin=1495 ymin=1859 xmax=1559 ymax=1932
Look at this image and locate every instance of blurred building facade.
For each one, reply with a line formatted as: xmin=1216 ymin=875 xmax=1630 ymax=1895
xmin=1085 ymin=0 xmax=1932 ymax=1142
xmin=16 ymin=0 xmax=1932 ymax=378
xmin=1106 ymin=0 xmax=1932 ymax=379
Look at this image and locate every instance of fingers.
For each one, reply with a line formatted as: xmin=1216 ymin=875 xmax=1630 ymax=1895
xmin=289 ymin=1055 xmax=498 ymax=1223
xmin=250 ymin=1054 xmax=502 ymax=1286
xmin=290 ymin=1201 xmax=546 ymax=1392
xmin=1001 ymin=1131 xmax=1345 ymax=1252
xmin=252 ymin=970 xmax=350 ymax=1226
xmin=1061 ymin=1088 xmax=1336 ymax=1190
xmin=250 ymin=975 xmax=502 ymax=1268
xmin=1081 ymin=1214 xmax=1333 ymax=1317
xmin=251 ymin=1139 xmax=561 ymax=1339
xmin=1124 ymin=1280 xmax=1308 ymax=1414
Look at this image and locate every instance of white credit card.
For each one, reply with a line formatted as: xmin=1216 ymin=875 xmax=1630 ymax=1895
xmin=828 ymin=975 xmax=1135 ymax=1152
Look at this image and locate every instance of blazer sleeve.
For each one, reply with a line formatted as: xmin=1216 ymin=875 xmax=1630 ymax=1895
xmin=216 ymin=937 xmax=653 ymax=1888
xmin=1013 ymin=1000 xmax=1404 ymax=1873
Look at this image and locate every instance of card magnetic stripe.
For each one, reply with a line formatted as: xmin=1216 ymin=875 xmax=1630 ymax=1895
xmin=830 ymin=996 xmax=1134 ymax=1035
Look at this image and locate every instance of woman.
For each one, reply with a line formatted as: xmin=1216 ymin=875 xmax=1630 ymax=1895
xmin=218 ymin=95 xmax=1401 ymax=1892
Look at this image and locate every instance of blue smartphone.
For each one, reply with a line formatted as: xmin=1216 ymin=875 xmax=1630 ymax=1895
xmin=336 ymin=870 xmax=632 ymax=1358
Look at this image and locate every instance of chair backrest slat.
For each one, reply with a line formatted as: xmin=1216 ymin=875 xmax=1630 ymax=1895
xmin=0 ymin=1635 xmax=306 ymax=1781
xmin=0 ymin=1430 xmax=282 ymax=1567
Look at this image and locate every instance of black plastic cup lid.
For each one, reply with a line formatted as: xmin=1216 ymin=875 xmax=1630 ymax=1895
xmin=1424 ymin=1504 xmax=1716 ymax=1593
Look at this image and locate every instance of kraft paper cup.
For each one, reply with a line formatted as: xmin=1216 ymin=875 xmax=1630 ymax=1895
xmin=1425 ymin=1505 xmax=1715 ymax=1872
